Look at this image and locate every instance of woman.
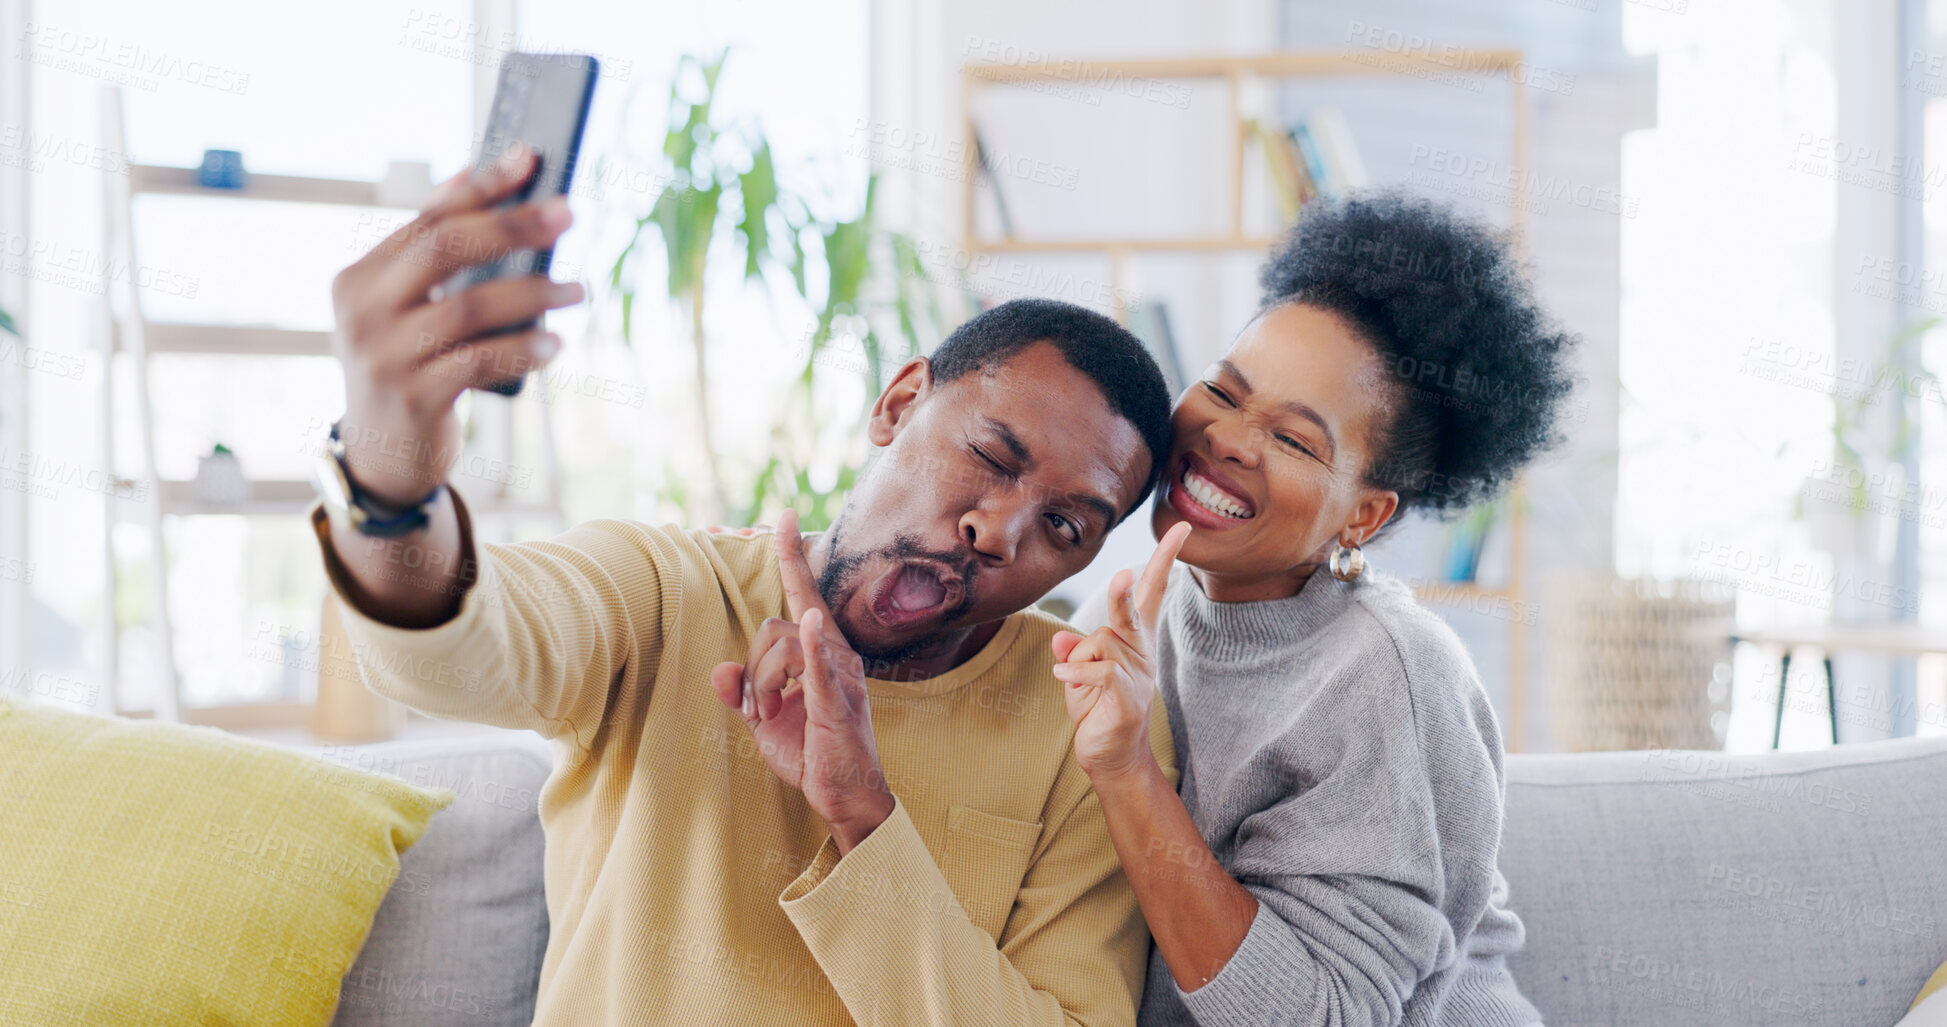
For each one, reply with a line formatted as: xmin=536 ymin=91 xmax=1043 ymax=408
xmin=1055 ymin=191 xmax=1575 ymax=1027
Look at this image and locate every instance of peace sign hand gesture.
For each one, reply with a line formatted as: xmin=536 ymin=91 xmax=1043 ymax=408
xmin=1052 ymin=522 xmax=1191 ymax=781
xmin=710 ymin=510 xmax=894 ymax=854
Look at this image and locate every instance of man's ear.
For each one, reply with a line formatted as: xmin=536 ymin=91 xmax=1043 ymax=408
xmin=869 ymin=356 xmax=933 ymax=447
xmin=1344 ymin=489 xmax=1399 ymax=549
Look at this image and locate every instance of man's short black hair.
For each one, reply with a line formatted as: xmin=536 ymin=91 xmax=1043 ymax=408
xmin=1258 ymin=190 xmax=1579 ymax=518
xmin=928 ymin=298 xmax=1174 ymax=519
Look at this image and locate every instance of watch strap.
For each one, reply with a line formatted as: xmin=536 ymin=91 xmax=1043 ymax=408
xmin=327 ymin=419 xmax=446 ymax=538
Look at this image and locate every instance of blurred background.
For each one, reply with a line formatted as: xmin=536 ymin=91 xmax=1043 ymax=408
xmin=1 ymin=0 xmax=1944 ymax=754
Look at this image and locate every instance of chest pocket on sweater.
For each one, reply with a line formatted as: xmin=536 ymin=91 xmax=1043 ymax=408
xmin=938 ymin=805 xmax=1042 ymax=943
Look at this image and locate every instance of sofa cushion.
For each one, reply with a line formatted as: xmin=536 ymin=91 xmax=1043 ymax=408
xmin=325 ymin=731 xmax=552 ymax=1027
xmin=0 ymin=699 xmax=450 ymax=1027
xmin=1501 ymin=736 xmax=1947 ymax=1027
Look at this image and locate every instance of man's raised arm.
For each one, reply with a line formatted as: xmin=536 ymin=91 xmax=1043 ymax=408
xmin=308 ymin=142 xmax=663 ymax=748
xmin=320 ymin=141 xmax=582 ymax=628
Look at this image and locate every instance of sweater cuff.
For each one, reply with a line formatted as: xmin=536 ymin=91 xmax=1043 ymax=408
xmin=310 ymin=487 xmax=501 ymax=663
xmin=308 ymin=485 xmax=481 ymax=628
xmin=778 ymin=796 xmax=965 ymax=929
xmin=1176 ymin=896 xmax=1315 ymax=1022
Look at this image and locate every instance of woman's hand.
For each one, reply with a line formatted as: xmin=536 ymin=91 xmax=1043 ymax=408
xmin=1053 ymin=521 xmax=1191 ymax=781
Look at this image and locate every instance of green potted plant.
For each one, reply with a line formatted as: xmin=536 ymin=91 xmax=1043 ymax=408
xmin=606 ymin=50 xmax=950 ymax=529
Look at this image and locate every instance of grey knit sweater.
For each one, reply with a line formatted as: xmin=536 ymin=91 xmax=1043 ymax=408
xmin=1075 ymin=564 xmax=1543 ymax=1027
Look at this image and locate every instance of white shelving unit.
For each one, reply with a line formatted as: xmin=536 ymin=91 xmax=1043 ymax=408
xmin=97 ymin=85 xmax=565 ymax=725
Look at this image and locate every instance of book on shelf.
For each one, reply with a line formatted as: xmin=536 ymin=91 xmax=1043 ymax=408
xmin=1250 ymin=109 xmax=1371 ymax=223
xmin=1288 ymin=109 xmax=1370 ymax=200
xmin=1440 ymin=502 xmax=1498 ymax=583
xmin=971 ymin=123 xmax=1016 ymax=238
xmin=1289 ymin=120 xmax=1332 ymax=198
xmin=1247 ymin=118 xmax=1313 ymax=221
xmin=1300 ymin=108 xmax=1368 ymax=196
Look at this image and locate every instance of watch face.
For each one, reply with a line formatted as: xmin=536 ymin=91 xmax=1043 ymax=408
xmin=313 ymin=427 xmax=435 ymax=537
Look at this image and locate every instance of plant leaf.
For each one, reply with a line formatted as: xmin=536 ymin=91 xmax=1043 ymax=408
xmin=650 ymin=182 xmax=721 ymax=301
xmin=788 ymin=225 xmax=808 ymax=297
xmin=663 ymin=73 xmax=700 ymax=171
xmin=743 ymin=453 xmax=781 ymax=525
xmin=738 ymin=140 xmax=779 ymax=279
xmin=822 ymin=177 xmax=878 ymax=319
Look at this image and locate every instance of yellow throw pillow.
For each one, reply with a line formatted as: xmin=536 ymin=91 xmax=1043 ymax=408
xmin=0 ymin=698 xmax=452 ymax=1026
xmin=1902 ymin=960 xmax=1947 ymax=1026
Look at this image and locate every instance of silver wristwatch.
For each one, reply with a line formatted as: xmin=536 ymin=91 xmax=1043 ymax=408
xmin=312 ymin=419 xmax=444 ymax=538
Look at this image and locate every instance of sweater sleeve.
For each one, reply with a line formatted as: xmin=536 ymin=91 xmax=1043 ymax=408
xmin=778 ymin=699 xmax=1180 ymax=1027
xmin=310 ymin=489 xmax=669 ymax=755
xmin=1173 ymin=631 xmax=1508 ymax=1027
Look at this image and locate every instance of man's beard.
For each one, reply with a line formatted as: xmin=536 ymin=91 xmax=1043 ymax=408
xmin=815 ymin=517 xmax=981 ymax=666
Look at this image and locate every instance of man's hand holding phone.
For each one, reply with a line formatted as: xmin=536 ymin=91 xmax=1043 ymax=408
xmin=329 ymin=142 xmax=582 ymax=507
xmin=319 ymin=143 xmax=583 ymax=627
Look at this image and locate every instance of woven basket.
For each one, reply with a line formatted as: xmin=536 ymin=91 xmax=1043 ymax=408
xmin=1543 ymin=575 xmax=1734 ymax=752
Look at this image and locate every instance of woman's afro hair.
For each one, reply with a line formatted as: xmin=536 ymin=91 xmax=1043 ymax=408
xmin=1258 ymin=189 xmax=1580 ymax=517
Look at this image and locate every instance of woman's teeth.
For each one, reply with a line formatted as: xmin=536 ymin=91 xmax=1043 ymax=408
xmin=1182 ymin=468 xmax=1252 ymax=519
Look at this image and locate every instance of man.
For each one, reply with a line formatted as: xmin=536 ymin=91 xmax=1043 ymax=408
xmin=313 ymin=142 xmax=1178 ymax=1025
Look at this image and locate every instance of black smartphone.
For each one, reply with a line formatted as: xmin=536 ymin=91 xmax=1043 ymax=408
xmin=444 ymin=52 xmax=599 ymax=396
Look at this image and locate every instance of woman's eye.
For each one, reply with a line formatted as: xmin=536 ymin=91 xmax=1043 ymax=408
xmin=1202 ymin=382 xmax=1236 ymax=407
xmin=1275 ymin=433 xmax=1316 ymax=458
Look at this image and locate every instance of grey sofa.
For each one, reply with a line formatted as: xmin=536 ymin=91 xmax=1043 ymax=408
xmin=328 ymin=731 xmax=1947 ymax=1027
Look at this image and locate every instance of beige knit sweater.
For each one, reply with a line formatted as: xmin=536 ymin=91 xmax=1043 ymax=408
xmin=312 ymin=491 xmax=1177 ymax=1026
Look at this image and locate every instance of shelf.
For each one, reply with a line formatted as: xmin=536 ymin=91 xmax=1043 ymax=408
xmin=152 ymin=478 xmax=558 ymax=520
xmin=147 ymin=700 xmax=311 ymax=730
xmin=159 ymin=478 xmax=315 ymax=517
xmin=129 ymin=163 xmax=422 ymax=208
xmin=141 ymin=322 xmax=332 ymax=357
xmin=970 ymin=235 xmax=1280 ymax=253
xmin=94 ymin=86 xmax=557 ymax=732
xmin=1413 ymin=582 xmax=1517 ymax=604
xmin=963 ymin=51 xmax=1523 ymax=84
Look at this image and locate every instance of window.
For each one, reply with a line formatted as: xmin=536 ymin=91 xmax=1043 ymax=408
xmin=15 ymin=0 xmax=867 ymax=716
xmin=1617 ymin=0 xmax=1845 ymax=748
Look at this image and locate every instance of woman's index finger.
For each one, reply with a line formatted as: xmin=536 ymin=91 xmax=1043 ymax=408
xmin=1134 ymin=521 xmax=1190 ymax=631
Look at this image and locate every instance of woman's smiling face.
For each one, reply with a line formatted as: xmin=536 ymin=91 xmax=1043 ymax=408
xmin=1151 ymin=302 xmax=1401 ymax=601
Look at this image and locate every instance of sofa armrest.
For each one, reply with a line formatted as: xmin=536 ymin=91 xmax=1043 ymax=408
xmin=326 ymin=730 xmax=553 ymax=1027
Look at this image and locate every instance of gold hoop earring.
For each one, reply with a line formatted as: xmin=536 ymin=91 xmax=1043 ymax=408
xmin=1329 ymin=541 xmax=1366 ymax=582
